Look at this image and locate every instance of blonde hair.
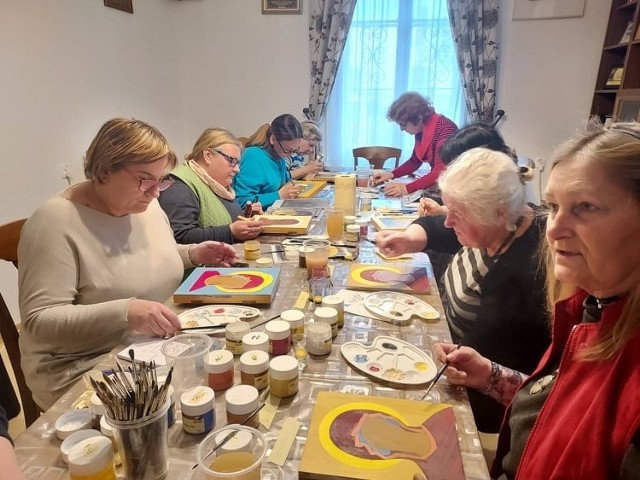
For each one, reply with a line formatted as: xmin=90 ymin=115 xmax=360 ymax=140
xmin=84 ymin=118 xmax=177 ymax=182
xmin=438 ymin=147 xmax=529 ymax=228
xmin=545 ymin=121 xmax=640 ymax=360
xmin=185 ymin=127 xmax=243 ymax=163
xmin=301 ymin=120 xmax=323 ymax=142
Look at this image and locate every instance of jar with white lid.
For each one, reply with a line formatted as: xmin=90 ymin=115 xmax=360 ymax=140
xmin=305 ymin=322 xmax=333 ymax=355
xmin=90 ymin=393 xmax=105 ymax=418
xmin=343 ymin=215 xmax=357 ymax=230
xmin=213 ymin=427 xmax=253 ymax=455
xmin=181 ymin=386 xmax=216 ymax=435
xmin=68 ymin=436 xmax=116 ymax=480
xmin=321 ymin=296 xmax=345 ymax=328
xmin=225 ymin=385 xmax=260 ymax=428
xmin=239 ymin=350 xmax=270 ymax=390
xmin=265 ymin=320 xmax=291 ymax=355
xmin=313 ymin=306 xmax=339 ymax=338
xmin=242 ymin=331 xmax=269 ymax=353
xmin=345 ymin=224 xmax=360 ymax=242
xmin=355 ymin=217 xmax=369 ymax=236
xmin=206 ymin=350 xmax=235 ymax=391
xmin=226 ymin=322 xmax=250 ymax=355
xmin=280 ymin=309 xmax=305 ymax=337
xmin=60 ymin=429 xmax=103 ymax=464
xmin=269 ymin=356 xmax=299 ymax=398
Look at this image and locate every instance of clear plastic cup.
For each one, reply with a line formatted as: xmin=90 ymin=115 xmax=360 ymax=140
xmin=161 ymin=334 xmax=212 ymax=396
xmin=302 ymin=239 xmax=331 ymax=279
xmin=325 ymin=207 xmax=344 ymax=241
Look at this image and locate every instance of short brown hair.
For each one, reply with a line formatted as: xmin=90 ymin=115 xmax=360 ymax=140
xmin=387 ymin=92 xmax=434 ymax=126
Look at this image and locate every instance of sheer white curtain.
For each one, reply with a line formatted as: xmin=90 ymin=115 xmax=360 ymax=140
xmin=325 ymin=0 xmax=465 ymax=169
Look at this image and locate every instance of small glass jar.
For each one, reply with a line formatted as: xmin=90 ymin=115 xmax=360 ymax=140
xmin=305 ymin=322 xmax=333 ymax=355
xmin=68 ymin=436 xmax=116 ymax=480
xmin=356 ymin=218 xmax=369 ymax=236
xmin=181 ymin=386 xmax=216 ymax=435
xmin=345 ymin=224 xmax=360 ymax=242
xmin=313 ymin=306 xmax=339 ymax=338
xmin=226 ymin=322 xmax=251 ymax=355
xmin=280 ymin=309 xmax=305 ymax=337
xmin=265 ymin=320 xmax=291 ymax=356
xmin=255 ymin=257 xmax=274 ymax=268
xmin=343 ymin=215 xmax=356 ymax=231
xmin=242 ymin=331 xmax=269 ymax=353
xmin=239 ymin=350 xmax=270 ymax=390
xmin=322 ymin=295 xmax=345 ymax=328
xmin=206 ymin=350 xmax=235 ymax=391
xmin=269 ymin=356 xmax=299 ymax=398
xmin=243 ymin=240 xmax=261 ymax=260
xmin=225 ymin=385 xmax=260 ymax=428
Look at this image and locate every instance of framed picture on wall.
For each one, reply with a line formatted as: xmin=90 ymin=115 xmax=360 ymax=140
xmin=104 ymin=0 xmax=133 ymax=14
xmin=262 ymin=0 xmax=302 ymax=15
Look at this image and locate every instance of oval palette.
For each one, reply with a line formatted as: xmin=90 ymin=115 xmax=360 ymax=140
xmin=364 ymin=291 xmax=440 ymax=324
xmin=179 ymin=305 xmax=261 ymax=331
xmin=340 ymin=336 xmax=437 ymax=386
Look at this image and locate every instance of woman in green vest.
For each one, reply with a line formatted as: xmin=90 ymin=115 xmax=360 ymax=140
xmin=159 ymin=128 xmax=264 ymax=244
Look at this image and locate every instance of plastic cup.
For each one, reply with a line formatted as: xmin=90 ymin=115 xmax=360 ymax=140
xmin=325 ymin=207 xmax=344 ymax=241
xmin=197 ymin=425 xmax=266 ymax=480
xmin=302 ymin=239 xmax=331 ymax=279
xmin=356 ymin=168 xmax=373 ymax=188
xmin=161 ymin=333 xmax=212 ymax=396
xmin=105 ymin=400 xmax=170 ymax=480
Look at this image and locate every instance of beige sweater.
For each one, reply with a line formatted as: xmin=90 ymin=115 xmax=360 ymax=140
xmin=18 ymin=193 xmax=192 ymax=409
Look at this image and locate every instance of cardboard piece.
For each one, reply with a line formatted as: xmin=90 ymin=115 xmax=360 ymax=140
xmin=298 ymin=392 xmax=465 ymax=480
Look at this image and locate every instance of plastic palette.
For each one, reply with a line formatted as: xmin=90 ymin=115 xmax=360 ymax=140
xmin=340 ymin=336 xmax=437 ymax=386
xmin=179 ymin=305 xmax=261 ymax=331
xmin=364 ymin=291 xmax=440 ymax=324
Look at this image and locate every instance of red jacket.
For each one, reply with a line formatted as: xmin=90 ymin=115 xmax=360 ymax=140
xmin=492 ymin=291 xmax=640 ymax=479
xmin=391 ymin=113 xmax=457 ymax=193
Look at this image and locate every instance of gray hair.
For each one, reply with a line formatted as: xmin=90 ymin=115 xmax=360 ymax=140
xmin=438 ymin=147 xmax=527 ymax=228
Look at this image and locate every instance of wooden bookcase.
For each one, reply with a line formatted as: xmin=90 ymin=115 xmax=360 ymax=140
xmin=590 ymin=0 xmax=640 ymax=122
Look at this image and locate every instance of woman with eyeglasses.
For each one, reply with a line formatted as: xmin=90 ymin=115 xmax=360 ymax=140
xmin=233 ymin=113 xmax=303 ymax=209
xmin=159 ymin=128 xmax=265 ymax=244
xmin=18 ymin=118 xmax=239 ymax=410
xmin=286 ymin=120 xmax=325 ymax=180
xmin=372 ymin=92 xmax=458 ymax=197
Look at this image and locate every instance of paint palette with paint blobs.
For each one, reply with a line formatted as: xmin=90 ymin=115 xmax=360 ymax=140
xmin=364 ymin=291 xmax=440 ymax=324
xmin=340 ymin=336 xmax=437 ymax=386
xmin=179 ymin=305 xmax=261 ymax=332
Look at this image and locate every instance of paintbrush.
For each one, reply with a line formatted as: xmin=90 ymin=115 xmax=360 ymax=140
xmin=420 ymin=343 xmax=462 ymax=400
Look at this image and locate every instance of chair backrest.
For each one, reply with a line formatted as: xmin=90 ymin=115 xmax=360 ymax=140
xmin=0 ymin=218 xmax=40 ymax=426
xmin=353 ymin=146 xmax=402 ymax=170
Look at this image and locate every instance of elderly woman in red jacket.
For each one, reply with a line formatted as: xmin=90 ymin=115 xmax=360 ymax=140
xmin=432 ymin=122 xmax=640 ymax=479
xmin=372 ymin=92 xmax=457 ymax=197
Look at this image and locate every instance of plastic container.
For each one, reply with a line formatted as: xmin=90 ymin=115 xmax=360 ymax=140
xmin=239 ymin=350 xmax=270 ymax=391
xmin=313 ymin=306 xmax=339 ymax=338
xmin=269 ymin=356 xmax=299 ymax=398
xmin=255 ymin=257 xmax=273 ymax=268
xmin=197 ymin=426 xmax=267 ymax=479
xmin=225 ymin=385 xmax=260 ymax=428
xmin=243 ymin=240 xmax=261 ymax=260
xmin=212 ymin=427 xmax=253 ymax=455
xmin=242 ymin=332 xmax=269 ymax=353
xmin=298 ymin=246 xmax=313 ymax=268
xmin=55 ymin=409 xmax=96 ymax=440
xmin=345 ymin=224 xmax=360 ymax=242
xmin=280 ymin=309 xmax=305 ymax=337
xmin=321 ymin=296 xmax=345 ymax=328
xmin=68 ymin=436 xmax=116 ymax=480
xmin=105 ymin=399 xmax=170 ymax=480
xmin=165 ymin=385 xmax=176 ymax=428
xmin=343 ymin=215 xmax=357 ymax=229
xmin=305 ymin=322 xmax=333 ymax=355
xmin=90 ymin=393 xmax=105 ymax=418
xmin=161 ymin=333 xmax=212 ymax=396
xmin=61 ymin=429 xmax=103 ymax=464
xmin=265 ymin=320 xmax=291 ymax=356
xmin=356 ymin=217 xmax=369 ymax=236
xmin=225 ymin=322 xmax=250 ymax=355
xmin=206 ymin=350 xmax=235 ymax=391
xmin=180 ymin=386 xmax=216 ymax=435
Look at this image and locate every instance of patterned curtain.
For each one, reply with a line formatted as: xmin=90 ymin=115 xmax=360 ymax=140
xmin=308 ymin=0 xmax=357 ymax=123
xmin=446 ymin=0 xmax=499 ymax=123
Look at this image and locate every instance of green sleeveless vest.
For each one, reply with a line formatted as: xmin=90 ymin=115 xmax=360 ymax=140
xmin=172 ymin=164 xmax=232 ymax=226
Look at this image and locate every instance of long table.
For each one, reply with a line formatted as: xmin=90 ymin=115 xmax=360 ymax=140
xmin=14 ymin=191 xmax=490 ymax=480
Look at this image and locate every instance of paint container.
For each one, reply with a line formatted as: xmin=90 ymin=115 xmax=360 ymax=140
xmin=212 ymin=427 xmax=253 ymax=455
xmin=313 ymin=306 xmax=339 ymax=338
xmin=255 ymin=257 xmax=274 ymax=268
xmin=343 ymin=215 xmax=356 ymax=231
xmin=345 ymin=224 xmax=360 ymax=242
xmin=55 ymin=410 xmax=96 ymax=440
xmin=225 ymin=321 xmax=250 ymax=355
xmin=225 ymin=385 xmax=260 ymax=428
xmin=269 ymin=356 xmax=299 ymax=398
xmin=356 ymin=217 xmax=369 ymax=236
xmin=243 ymin=240 xmax=261 ymax=260
xmin=90 ymin=392 xmax=105 ymax=418
xmin=242 ymin=331 xmax=269 ymax=353
xmin=206 ymin=350 xmax=235 ymax=391
xmin=298 ymin=246 xmax=313 ymax=268
xmin=68 ymin=436 xmax=116 ymax=480
xmin=265 ymin=320 xmax=291 ymax=356
xmin=321 ymin=296 xmax=345 ymax=328
xmin=239 ymin=350 xmax=270 ymax=391
xmin=99 ymin=416 xmax=117 ymax=452
xmin=181 ymin=386 xmax=216 ymax=435
xmin=61 ymin=429 xmax=103 ymax=464
xmin=305 ymin=322 xmax=333 ymax=355
xmin=280 ymin=309 xmax=305 ymax=337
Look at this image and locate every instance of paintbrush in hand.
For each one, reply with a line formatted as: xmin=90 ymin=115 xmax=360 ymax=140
xmin=421 ymin=343 xmax=462 ymax=400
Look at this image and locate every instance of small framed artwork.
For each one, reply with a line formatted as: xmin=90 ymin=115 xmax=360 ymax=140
xmin=605 ymin=67 xmax=624 ymax=88
xmin=262 ymin=0 xmax=302 ymax=15
xmin=620 ymin=22 xmax=634 ymax=44
xmin=104 ymin=0 xmax=133 ymax=14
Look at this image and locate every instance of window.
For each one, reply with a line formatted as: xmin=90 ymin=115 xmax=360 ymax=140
xmin=326 ymin=0 xmax=464 ymax=169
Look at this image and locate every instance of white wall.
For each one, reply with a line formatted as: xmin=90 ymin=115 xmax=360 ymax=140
xmin=497 ymin=0 xmax=611 ymax=201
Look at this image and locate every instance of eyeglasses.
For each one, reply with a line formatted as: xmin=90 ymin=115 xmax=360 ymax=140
xmin=211 ymin=149 xmax=240 ymax=168
xmin=274 ymin=137 xmax=299 ymax=156
xmin=122 ymin=167 xmax=175 ymax=192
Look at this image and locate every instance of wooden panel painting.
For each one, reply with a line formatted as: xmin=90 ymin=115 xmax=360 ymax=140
xmin=252 ymin=215 xmax=312 ymax=234
xmin=173 ymin=267 xmax=280 ymax=304
xmin=298 ymin=392 xmax=465 ymax=480
xmin=371 ymin=214 xmax=419 ymax=231
xmin=293 ymin=180 xmax=327 ymax=198
xmin=346 ymin=264 xmax=431 ymax=294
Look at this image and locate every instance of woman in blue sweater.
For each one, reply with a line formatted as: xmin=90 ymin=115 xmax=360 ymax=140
xmin=234 ymin=114 xmax=303 ymax=209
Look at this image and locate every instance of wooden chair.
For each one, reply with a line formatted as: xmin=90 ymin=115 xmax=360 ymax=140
xmin=353 ymin=146 xmax=402 ymax=170
xmin=0 ymin=218 xmax=41 ymax=426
